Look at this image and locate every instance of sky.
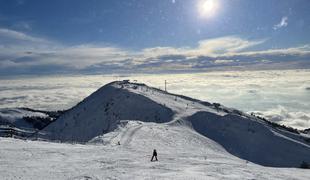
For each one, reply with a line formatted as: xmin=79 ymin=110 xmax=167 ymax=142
xmin=0 ymin=0 xmax=310 ymax=75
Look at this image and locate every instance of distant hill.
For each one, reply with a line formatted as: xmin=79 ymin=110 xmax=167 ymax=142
xmin=0 ymin=108 xmax=65 ymax=138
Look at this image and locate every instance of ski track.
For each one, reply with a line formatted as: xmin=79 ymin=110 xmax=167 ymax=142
xmin=2 ymin=122 xmax=310 ymax=180
xmin=120 ymin=123 xmax=143 ymax=146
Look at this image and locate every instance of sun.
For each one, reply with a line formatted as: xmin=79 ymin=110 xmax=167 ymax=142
xmin=198 ymin=0 xmax=219 ymax=18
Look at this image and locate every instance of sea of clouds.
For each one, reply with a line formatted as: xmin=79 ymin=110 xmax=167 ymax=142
xmin=0 ymin=69 xmax=309 ymax=129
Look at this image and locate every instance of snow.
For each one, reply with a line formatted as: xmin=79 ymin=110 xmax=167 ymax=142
xmin=0 ymin=108 xmax=56 ymax=137
xmin=1 ymin=121 xmax=310 ymax=180
xmin=38 ymin=82 xmax=174 ymax=142
xmin=188 ymin=112 xmax=310 ymax=167
xmin=35 ymin=81 xmax=310 ymax=167
xmin=1 ymin=80 xmax=310 ymax=179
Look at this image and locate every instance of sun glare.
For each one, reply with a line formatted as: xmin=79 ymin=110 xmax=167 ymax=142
xmin=198 ymin=0 xmax=219 ymax=18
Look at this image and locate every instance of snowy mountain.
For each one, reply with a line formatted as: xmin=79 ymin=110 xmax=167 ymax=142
xmin=0 ymin=108 xmax=63 ymax=138
xmin=37 ymin=80 xmax=310 ymax=168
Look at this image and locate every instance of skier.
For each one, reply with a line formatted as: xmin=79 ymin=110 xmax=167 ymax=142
xmin=151 ymin=149 xmax=158 ymax=162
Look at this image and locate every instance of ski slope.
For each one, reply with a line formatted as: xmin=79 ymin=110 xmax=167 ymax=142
xmin=37 ymin=81 xmax=227 ymax=143
xmin=1 ymin=121 xmax=310 ymax=180
xmin=37 ymin=81 xmax=310 ymax=168
xmin=1 ymin=80 xmax=310 ymax=179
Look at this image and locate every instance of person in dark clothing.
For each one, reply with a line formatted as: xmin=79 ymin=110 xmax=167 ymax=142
xmin=151 ymin=149 xmax=158 ymax=161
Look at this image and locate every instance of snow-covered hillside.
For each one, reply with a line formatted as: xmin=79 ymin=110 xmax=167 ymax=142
xmin=0 ymin=108 xmax=49 ymax=128
xmin=37 ymin=81 xmax=310 ymax=168
xmin=38 ymin=81 xmax=174 ymax=142
xmin=0 ymin=108 xmax=63 ymax=138
xmin=1 ymin=121 xmax=310 ymax=180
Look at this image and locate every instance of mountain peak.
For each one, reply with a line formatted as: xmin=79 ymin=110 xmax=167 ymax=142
xmin=37 ymin=81 xmax=310 ymax=168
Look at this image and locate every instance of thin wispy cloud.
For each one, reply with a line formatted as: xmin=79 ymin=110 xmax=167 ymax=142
xmin=141 ymin=36 xmax=266 ymax=58
xmin=273 ymin=16 xmax=288 ymax=30
xmin=196 ymin=36 xmax=266 ymax=55
xmin=0 ymin=28 xmax=46 ymax=43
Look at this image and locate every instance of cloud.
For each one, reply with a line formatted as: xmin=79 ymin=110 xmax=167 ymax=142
xmin=0 ymin=29 xmax=130 ymax=72
xmin=214 ymin=60 xmax=235 ymax=64
xmin=254 ymin=106 xmax=310 ymax=130
xmin=0 ymin=28 xmax=310 ymax=75
xmin=140 ymin=36 xmax=266 ymax=58
xmin=273 ymin=16 xmax=288 ymax=30
xmin=0 ymin=28 xmax=46 ymax=43
xmin=195 ymin=36 xmax=266 ymax=55
xmin=43 ymin=45 xmax=131 ymax=69
xmin=0 ymin=74 xmax=119 ymax=110
xmin=0 ymin=70 xmax=309 ymax=129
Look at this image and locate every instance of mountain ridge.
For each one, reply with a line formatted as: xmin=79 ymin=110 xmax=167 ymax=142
xmin=34 ymin=80 xmax=310 ymax=168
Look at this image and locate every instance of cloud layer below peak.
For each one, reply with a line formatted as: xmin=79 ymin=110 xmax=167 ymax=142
xmin=0 ymin=69 xmax=309 ymax=129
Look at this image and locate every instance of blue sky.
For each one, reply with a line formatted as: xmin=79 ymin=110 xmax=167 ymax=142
xmin=0 ymin=0 xmax=310 ymax=75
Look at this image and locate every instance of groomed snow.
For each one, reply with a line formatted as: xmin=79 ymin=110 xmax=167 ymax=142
xmin=1 ymin=121 xmax=310 ymax=180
